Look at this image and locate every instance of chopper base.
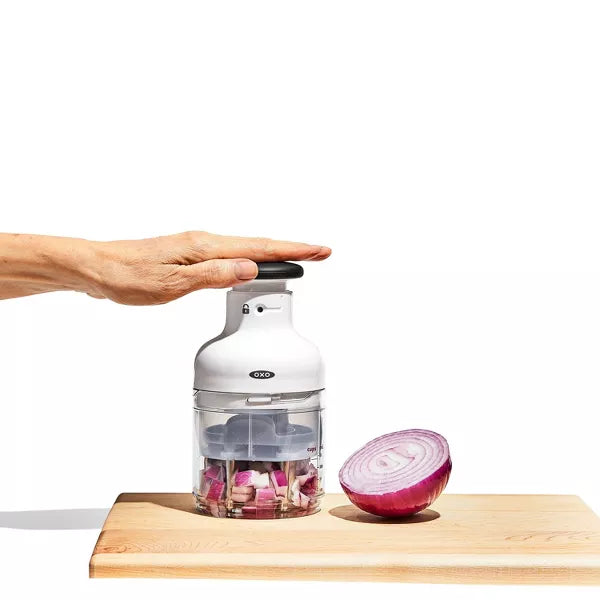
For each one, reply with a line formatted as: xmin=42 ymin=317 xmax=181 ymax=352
xmin=90 ymin=492 xmax=600 ymax=584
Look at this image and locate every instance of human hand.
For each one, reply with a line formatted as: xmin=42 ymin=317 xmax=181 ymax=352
xmin=86 ymin=232 xmax=331 ymax=305
xmin=0 ymin=232 xmax=330 ymax=304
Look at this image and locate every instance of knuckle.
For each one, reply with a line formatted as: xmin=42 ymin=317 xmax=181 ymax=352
xmin=184 ymin=231 xmax=213 ymax=260
xmin=256 ymin=236 xmax=276 ymax=256
xmin=193 ymin=261 xmax=235 ymax=289
xmin=203 ymin=261 xmax=227 ymax=283
xmin=181 ymin=230 xmax=206 ymax=244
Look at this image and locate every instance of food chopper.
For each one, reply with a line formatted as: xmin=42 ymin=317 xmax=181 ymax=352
xmin=193 ymin=262 xmax=324 ymax=518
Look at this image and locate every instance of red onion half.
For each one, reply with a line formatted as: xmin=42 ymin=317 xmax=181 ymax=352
xmin=338 ymin=429 xmax=451 ymax=517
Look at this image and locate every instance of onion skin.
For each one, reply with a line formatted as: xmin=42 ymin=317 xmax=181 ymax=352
xmin=339 ymin=429 xmax=452 ymax=517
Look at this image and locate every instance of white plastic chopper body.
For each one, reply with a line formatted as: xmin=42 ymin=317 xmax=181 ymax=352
xmin=194 ymin=262 xmax=324 ymax=396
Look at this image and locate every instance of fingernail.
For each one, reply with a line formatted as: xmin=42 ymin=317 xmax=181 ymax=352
xmin=235 ymin=260 xmax=258 ymax=280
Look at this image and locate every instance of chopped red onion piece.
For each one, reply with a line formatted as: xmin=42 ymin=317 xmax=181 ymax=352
xmin=232 ymin=492 xmax=253 ymax=503
xmin=253 ymin=472 xmax=270 ymax=489
xmin=300 ymin=475 xmax=317 ymax=497
xmin=270 ymin=470 xmax=288 ymax=495
xmin=296 ymin=464 xmax=317 ymax=486
xmin=291 ymin=487 xmax=310 ymax=509
xmin=294 ymin=464 xmax=318 ymax=497
xmin=255 ymin=488 xmax=277 ymax=503
xmin=338 ymin=429 xmax=451 ymax=517
xmin=204 ymin=464 xmax=224 ymax=481
xmin=199 ymin=472 xmax=213 ymax=497
xmin=234 ymin=470 xmax=260 ymax=487
xmin=205 ymin=479 xmax=225 ymax=502
xmin=231 ymin=484 xmax=254 ymax=502
xmin=253 ymin=491 xmax=276 ymax=517
xmin=300 ymin=492 xmax=310 ymax=509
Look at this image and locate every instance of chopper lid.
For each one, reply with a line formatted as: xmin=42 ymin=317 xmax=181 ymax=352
xmin=255 ymin=262 xmax=304 ymax=280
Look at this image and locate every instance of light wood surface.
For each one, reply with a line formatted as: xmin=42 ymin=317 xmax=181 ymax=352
xmin=89 ymin=493 xmax=600 ymax=584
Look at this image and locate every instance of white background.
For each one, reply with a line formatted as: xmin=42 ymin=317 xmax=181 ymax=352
xmin=1 ymin=1 xmax=599 ymax=597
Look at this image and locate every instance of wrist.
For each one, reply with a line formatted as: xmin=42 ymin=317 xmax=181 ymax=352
xmin=63 ymin=237 xmax=105 ymax=295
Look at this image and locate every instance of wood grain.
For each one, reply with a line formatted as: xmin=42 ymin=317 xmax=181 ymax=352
xmin=89 ymin=493 xmax=600 ymax=584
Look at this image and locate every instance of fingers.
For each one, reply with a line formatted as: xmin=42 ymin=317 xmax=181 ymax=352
xmin=182 ymin=258 xmax=259 ymax=291
xmin=188 ymin=232 xmax=332 ymax=263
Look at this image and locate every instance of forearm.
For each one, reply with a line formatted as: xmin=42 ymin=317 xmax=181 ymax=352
xmin=0 ymin=233 xmax=98 ymax=299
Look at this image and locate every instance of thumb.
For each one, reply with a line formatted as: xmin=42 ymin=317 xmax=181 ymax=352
xmin=185 ymin=258 xmax=258 ymax=290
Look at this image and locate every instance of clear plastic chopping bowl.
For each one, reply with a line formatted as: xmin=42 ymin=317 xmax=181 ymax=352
xmin=193 ymin=390 xmax=324 ymax=519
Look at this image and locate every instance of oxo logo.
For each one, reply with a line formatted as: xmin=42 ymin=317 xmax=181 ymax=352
xmin=249 ymin=370 xmax=275 ymax=379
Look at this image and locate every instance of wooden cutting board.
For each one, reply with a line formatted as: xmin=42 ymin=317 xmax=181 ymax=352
xmin=89 ymin=493 xmax=600 ymax=584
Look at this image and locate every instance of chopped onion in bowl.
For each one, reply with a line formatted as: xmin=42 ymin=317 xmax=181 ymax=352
xmin=338 ymin=429 xmax=451 ymax=517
